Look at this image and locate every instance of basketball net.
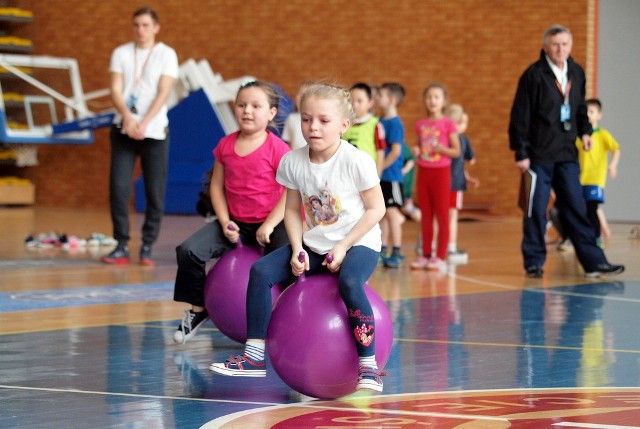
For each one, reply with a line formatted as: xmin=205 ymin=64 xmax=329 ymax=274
xmin=8 ymin=144 xmax=38 ymax=167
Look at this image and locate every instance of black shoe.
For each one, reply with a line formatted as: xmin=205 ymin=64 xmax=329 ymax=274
xmin=585 ymin=263 xmax=625 ymax=278
xmin=140 ymin=244 xmax=154 ymax=266
xmin=101 ymin=244 xmax=130 ymax=265
xmin=173 ymin=309 xmax=210 ymax=344
xmin=525 ymin=266 xmax=543 ymax=278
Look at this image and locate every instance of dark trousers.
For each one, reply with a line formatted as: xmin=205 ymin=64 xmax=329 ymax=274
xmin=246 ymin=244 xmax=379 ymax=357
xmin=523 ymin=161 xmax=607 ymax=271
xmin=586 ymin=200 xmax=601 ymax=238
xmin=173 ymin=219 xmax=288 ymax=307
xmin=108 ymin=126 xmax=169 ymax=246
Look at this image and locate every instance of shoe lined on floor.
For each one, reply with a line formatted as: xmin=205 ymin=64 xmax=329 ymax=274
xmin=410 ymin=256 xmax=430 ymax=270
xmin=173 ymin=309 xmax=209 ymax=344
xmin=101 ymin=244 xmax=130 ymax=265
xmin=61 ymin=235 xmax=87 ymax=249
xmin=525 ymin=266 xmax=543 ymax=278
xmin=87 ymin=233 xmax=118 ymax=247
xmin=356 ymin=365 xmax=385 ymax=392
xmin=210 ymin=354 xmax=266 ymax=377
xmin=36 ymin=232 xmax=61 ymax=248
xmin=139 ymin=244 xmax=154 ymax=266
xmin=585 ymin=263 xmax=624 ymax=278
xmin=426 ymin=257 xmax=446 ymax=271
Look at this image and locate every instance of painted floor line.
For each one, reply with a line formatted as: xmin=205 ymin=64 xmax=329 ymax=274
xmin=553 ymin=422 xmax=640 ymax=429
xmin=453 ymin=274 xmax=639 ymax=303
xmin=0 ymin=384 xmax=509 ymax=422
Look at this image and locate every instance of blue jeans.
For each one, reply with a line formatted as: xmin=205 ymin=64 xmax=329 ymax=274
xmin=523 ymin=161 xmax=607 ymax=271
xmin=246 ymin=244 xmax=379 ymax=357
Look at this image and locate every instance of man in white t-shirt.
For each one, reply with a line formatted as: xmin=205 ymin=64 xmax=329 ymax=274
xmin=102 ymin=7 xmax=178 ymax=266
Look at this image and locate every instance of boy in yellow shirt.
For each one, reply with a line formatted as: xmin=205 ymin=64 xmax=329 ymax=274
xmin=577 ymin=98 xmax=620 ymax=247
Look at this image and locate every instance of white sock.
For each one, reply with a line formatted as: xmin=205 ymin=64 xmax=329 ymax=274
xmin=448 ymin=243 xmax=457 ymax=252
xmin=244 ymin=341 xmax=265 ymax=362
xmin=359 ymin=355 xmax=378 ymax=369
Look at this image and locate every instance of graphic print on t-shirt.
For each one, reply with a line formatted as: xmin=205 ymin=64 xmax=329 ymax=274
xmin=418 ymin=125 xmax=442 ymax=162
xmin=304 ymin=182 xmax=343 ymax=226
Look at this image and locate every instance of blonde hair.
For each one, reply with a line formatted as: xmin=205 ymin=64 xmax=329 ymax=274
xmin=445 ymin=103 xmax=465 ymax=123
xmin=300 ymin=83 xmax=355 ymax=124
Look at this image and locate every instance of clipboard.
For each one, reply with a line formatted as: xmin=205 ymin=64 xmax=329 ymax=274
xmin=518 ymin=169 xmax=537 ymax=217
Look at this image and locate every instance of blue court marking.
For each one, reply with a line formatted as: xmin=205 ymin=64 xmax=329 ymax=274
xmin=0 ymin=282 xmax=173 ymax=312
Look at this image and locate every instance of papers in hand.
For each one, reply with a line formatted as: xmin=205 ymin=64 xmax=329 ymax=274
xmin=518 ymin=169 xmax=537 ymax=217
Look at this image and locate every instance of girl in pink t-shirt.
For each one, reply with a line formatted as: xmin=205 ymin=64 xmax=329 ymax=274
xmin=172 ymin=81 xmax=290 ymax=344
xmin=411 ymin=83 xmax=460 ymax=271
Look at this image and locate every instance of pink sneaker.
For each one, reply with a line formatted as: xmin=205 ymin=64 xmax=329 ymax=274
xmin=426 ymin=257 xmax=446 ymax=271
xmin=410 ymin=256 xmax=430 ymax=270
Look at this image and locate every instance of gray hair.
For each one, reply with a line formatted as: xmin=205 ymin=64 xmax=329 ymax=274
xmin=543 ymin=24 xmax=572 ymax=45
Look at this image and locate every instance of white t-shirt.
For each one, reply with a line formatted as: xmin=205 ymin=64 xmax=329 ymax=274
xmin=282 ymin=112 xmax=307 ymax=150
xmin=109 ymin=41 xmax=179 ymax=140
xmin=277 ymin=140 xmax=382 ymax=254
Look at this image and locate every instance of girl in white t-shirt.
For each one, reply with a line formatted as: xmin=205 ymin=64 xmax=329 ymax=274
xmin=211 ymin=83 xmax=387 ymax=393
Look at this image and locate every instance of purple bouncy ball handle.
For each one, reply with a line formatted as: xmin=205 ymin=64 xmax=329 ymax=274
xmin=227 ymin=224 xmax=243 ymax=247
xmin=297 ymin=251 xmax=333 ymax=264
xmin=297 ymin=251 xmax=333 ymax=281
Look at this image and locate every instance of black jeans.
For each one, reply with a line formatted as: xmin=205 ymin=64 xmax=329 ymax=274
xmin=173 ymin=219 xmax=288 ymax=307
xmin=108 ymin=126 xmax=169 ymax=246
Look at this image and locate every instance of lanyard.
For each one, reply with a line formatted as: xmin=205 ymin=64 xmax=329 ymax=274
xmin=134 ymin=43 xmax=155 ymax=89
xmin=554 ymin=78 xmax=572 ymax=104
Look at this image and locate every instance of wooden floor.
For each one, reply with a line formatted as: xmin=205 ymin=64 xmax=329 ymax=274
xmin=1 ymin=207 xmax=639 ymax=428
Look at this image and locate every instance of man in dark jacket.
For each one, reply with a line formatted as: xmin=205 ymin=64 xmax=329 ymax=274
xmin=508 ymin=24 xmax=624 ymax=279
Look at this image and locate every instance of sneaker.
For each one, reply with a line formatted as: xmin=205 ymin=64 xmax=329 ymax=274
xmin=384 ymin=254 xmax=403 ymax=268
xmin=410 ymin=256 xmax=430 ymax=270
xmin=426 ymin=257 xmax=446 ymax=271
xmin=62 ymin=235 xmax=87 ymax=250
xmin=447 ymin=250 xmax=468 ymax=264
xmin=377 ymin=254 xmax=387 ymax=267
xmin=525 ymin=266 xmax=543 ymax=278
xmin=356 ymin=365 xmax=385 ymax=392
xmin=209 ymin=354 xmax=266 ymax=377
xmin=87 ymin=233 xmax=118 ymax=247
xmin=140 ymin=244 xmax=154 ymax=266
xmin=173 ymin=309 xmax=209 ymax=344
xmin=557 ymin=239 xmax=572 ymax=252
xmin=24 ymin=234 xmax=37 ymax=248
xmin=101 ymin=244 xmax=130 ymax=265
xmin=585 ymin=263 xmax=625 ymax=279
xmin=37 ymin=233 xmax=61 ymax=248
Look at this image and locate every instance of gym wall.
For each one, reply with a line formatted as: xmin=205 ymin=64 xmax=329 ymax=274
xmin=11 ymin=0 xmax=592 ymax=215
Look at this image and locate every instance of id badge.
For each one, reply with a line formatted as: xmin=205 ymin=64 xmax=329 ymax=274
xmin=126 ymin=94 xmax=139 ymax=113
xmin=560 ymin=104 xmax=571 ymax=122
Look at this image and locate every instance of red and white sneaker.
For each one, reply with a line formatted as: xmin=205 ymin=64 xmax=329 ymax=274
xmin=210 ymin=354 xmax=266 ymax=377
xmin=356 ymin=365 xmax=385 ymax=392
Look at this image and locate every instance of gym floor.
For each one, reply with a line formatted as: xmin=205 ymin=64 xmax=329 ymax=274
xmin=1 ymin=207 xmax=639 ymax=428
